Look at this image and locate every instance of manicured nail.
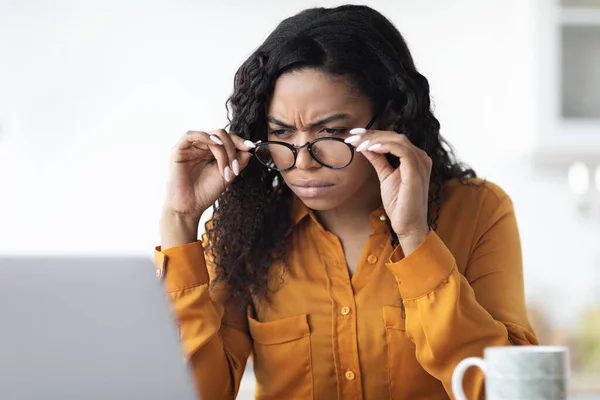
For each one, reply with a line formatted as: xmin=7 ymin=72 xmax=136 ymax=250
xmin=356 ymin=140 xmax=371 ymax=152
xmin=349 ymin=128 xmax=367 ymax=135
xmin=224 ymin=166 xmax=231 ymax=182
xmin=344 ymin=135 xmax=362 ymax=144
xmin=243 ymin=140 xmax=256 ymax=148
xmin=367 ymin=143 xmax=382 ymax=151
xmin=210 ymin=135 xmax=223 ymax=145
xmin=232 ymin=159 xmax=240 ymax=176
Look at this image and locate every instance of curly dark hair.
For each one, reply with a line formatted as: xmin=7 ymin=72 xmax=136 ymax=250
xmin=205 ymin=5 xmax=476 ymax=305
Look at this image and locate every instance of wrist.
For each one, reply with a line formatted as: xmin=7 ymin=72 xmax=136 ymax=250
xmin=160 ymin=209 xmax=202 ymax=250
xmin=396 ymin=226 xmax=429 ymax=256
xmin=160 ymin=208 xmax=202 ymax=228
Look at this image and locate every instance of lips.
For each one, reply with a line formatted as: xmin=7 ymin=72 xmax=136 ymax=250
xmin=290 ymin=180 xmax=335 ymax=198
xmin=290 ymin=180 xmax=334 ymax=188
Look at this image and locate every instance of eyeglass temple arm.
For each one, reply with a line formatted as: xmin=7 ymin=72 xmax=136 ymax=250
xmin=365 ymin=111 xmax=380 ymax=130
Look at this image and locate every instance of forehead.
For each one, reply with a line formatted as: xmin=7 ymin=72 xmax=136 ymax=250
xmin=268 ymin=69 xmax=371 ymax=121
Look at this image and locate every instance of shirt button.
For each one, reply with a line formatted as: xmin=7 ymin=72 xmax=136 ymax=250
xmin=156 ymin=268 xmax=163 ymax=279
xmin=341 ymin=306 xmax=351 ymax=316
xmin=367 ymin=254 xmax=378 ymax=264
xmin=345 ymin=370 xmax=355 ymax=380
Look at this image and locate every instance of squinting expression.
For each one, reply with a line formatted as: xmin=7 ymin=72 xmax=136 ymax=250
xmin=267 ymin=68 xmax=381 ymax=212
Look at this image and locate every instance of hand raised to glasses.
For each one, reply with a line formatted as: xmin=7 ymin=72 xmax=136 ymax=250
xmin=163 ymin=129 xmax=255 ymax=221
xmin=345 ymin=128 xmax=432 ymax=254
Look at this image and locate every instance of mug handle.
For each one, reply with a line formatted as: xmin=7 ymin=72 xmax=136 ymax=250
xmin=451 ymin=357 xmax=487 ymax=400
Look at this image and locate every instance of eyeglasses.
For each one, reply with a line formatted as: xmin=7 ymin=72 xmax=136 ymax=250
xmin=252 ymin=114 xmax=378 ymax=172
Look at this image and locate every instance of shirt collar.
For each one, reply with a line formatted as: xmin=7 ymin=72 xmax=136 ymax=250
xmin=291 ymin=194 xmax=312 ymax=225
xmin=290 ymin=195 xmax=389 ymax=234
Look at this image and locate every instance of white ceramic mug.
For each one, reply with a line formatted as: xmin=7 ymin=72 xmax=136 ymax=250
xmin=452 ymin=346 xmax=569 ymax=400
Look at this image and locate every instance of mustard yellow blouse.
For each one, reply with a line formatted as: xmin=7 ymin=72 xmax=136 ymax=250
xmin=154 ymin=178 xmax=538 ymax=399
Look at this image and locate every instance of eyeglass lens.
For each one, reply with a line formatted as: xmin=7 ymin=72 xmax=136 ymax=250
xmin=255 ymin=139 xmax=352 ymax=170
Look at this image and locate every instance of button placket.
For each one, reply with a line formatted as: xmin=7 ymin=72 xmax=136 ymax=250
xmin=331 ymin=273 xmax=362 ymax=397
xmin=321 ymin=227 xmax=363 ymax=398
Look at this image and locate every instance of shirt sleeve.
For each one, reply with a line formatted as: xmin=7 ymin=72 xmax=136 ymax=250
xmin=385 ymin=195 xmax=538 ymax=399
xmin=155 ymin=241 xmax=252 ymax=400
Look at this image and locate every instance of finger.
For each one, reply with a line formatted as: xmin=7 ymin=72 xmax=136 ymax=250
xmin=206 ymin=143 xmax=232 ymax=182
xmin=179 ymin=131 xmax=223 ymax=150
xmin=364 ymin=140 xmax=422 ymax=170
xmin=175 ymin=131 xmax=207 ymax=150
xmin=348 ymin=130 xmax=433 ymax=185
xmin=369 ymin=138 xmax=431 ymax=173
xmin=344 ymin=129 xmax=415 ymax=151
xmin=365 ymin=141 xmax=432 ymax=188
xmin=209 ymin=129 xmax=239 ymax=175
xmin=179 ymin=131 xmax=253 ymax=160
xmin=360 ymin=150 xmax=395 ymax=182
xmin=345 ymin=130 xmax=417 ymax=172
xmin=349 ymin=132 xmax=417 ymax=160
xmin=227 ymin=131 xmax=258 ymax=152
xmin=344 ymin=128 xmax=399 ymax=143
xmin=178 ymin=131 xmax=232 ymax=181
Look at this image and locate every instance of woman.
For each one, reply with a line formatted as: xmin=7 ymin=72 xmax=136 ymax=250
xmin=155 ymin=5 xmax=537 ymax=399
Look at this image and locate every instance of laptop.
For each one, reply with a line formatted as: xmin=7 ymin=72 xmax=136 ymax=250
xmin=0 ymin=257 xmax=197 ymax=400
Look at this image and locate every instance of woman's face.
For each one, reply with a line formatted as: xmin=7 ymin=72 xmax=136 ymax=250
xmin=266 ymin=68 xmax=380 ymax=212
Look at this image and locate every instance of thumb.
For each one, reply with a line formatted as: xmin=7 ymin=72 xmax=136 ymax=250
xmin=361 ymin=150 xmax=395 ymax=182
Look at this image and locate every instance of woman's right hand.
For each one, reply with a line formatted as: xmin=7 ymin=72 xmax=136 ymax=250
xmin=163 ymin=129 xmax=255 ymax=221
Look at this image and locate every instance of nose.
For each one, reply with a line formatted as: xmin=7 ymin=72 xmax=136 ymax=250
xmin=294 ymin=142 xmax=320 ymax=170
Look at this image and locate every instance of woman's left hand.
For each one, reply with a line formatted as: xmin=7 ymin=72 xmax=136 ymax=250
xmin=345 ymin=129 xmax=433 ymax=254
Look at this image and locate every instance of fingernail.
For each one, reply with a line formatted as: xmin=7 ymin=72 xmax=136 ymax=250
xmin=349 ymin=128 xmax=367 ymax=135
xmin=243 ymin=140 xmax=256 ymax=148
xmin=356 ymin=140 xmax=371 ymax=152
xmin=224 ymin=166 xmax=231 ymax=182
xmin=367 ymin=143 xmax=382 ymax=151
xmin=210 ymin=135 xmax=223 ymax=145
xmin=232 ymin=160 xmax=240 ymax=176
xmin=344 ymin=135 xmax=362 ymax=144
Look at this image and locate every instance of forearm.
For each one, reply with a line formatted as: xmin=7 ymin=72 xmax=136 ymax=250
xmin=403 ymin=269 xmax=510 ymax=398
xmin=386 ymin=231 xmax=537 ymax=397
xmin=156 ymin=242 xmax=251 ymax=399
xmin=171 ymin=284 xmax=250 ymax=400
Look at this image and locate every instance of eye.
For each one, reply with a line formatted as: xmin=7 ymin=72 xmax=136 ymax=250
xmin=270 ymin=129 xmax=291 ymax=137
xmin=322 ymin=128 xmax=348 ymax=135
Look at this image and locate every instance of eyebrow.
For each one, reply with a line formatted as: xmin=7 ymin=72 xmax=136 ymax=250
xmin=267 ymin=113 xmax=352 ymax=129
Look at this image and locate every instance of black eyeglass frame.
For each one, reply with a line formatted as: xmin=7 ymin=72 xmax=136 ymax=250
xmin=251 ymin=114 xmax=379 ymax=172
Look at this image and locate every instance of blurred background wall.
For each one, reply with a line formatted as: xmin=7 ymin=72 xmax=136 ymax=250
xmin=1 ymin=0 xmax=599 ymax=395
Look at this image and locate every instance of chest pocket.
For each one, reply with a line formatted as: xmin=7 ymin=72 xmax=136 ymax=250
xmin=248 ymin=311 xmax=313 ymax=400
xmin=382 ymin=305 xmax=445 ymax=399
xmin=383 ymin=305 xmax=408 ymax=365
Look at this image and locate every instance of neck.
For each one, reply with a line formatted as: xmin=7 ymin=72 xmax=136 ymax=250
xmin=315 ymin=192 xmax=382 ymax=239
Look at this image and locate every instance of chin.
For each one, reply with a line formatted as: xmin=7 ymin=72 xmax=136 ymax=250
xmin=295 ymin=194 xmax=344 ymax=211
